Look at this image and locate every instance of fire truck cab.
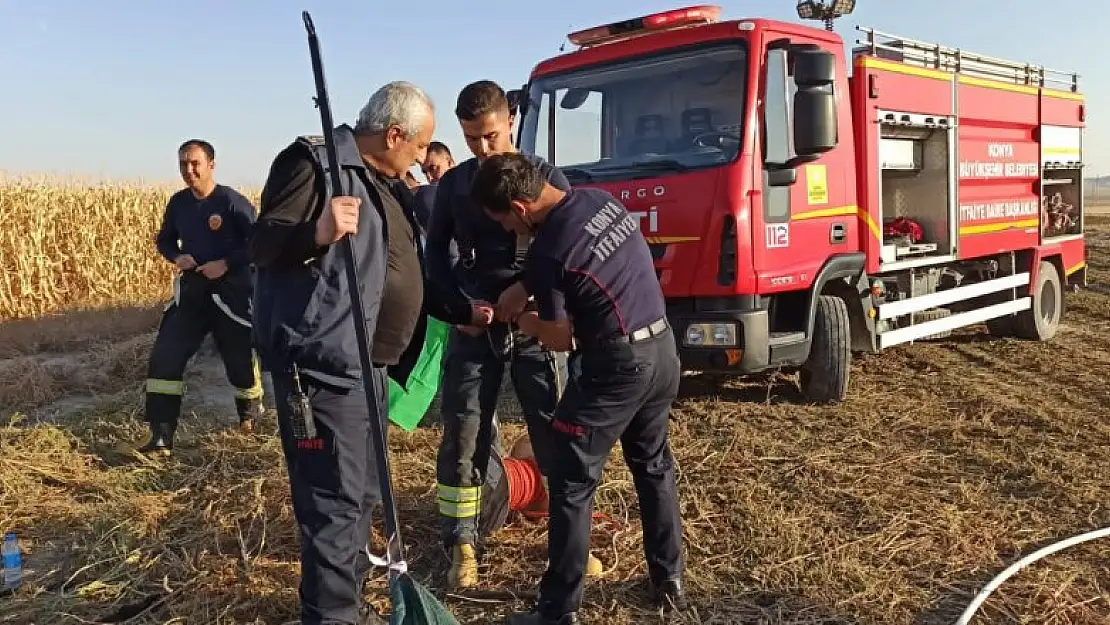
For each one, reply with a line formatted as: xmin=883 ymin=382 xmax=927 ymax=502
xmin=511 ymin=5 xmax=1086 ymax=403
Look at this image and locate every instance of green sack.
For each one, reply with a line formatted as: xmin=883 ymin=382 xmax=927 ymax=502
xmin=387 ymin=316 xmax=449 ymax=432
xmin=388 ymin=571 xmax=461 ymax=625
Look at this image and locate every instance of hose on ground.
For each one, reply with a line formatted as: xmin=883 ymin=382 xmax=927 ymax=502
xmin=955 ymin=525 xmax=1110 ymax=624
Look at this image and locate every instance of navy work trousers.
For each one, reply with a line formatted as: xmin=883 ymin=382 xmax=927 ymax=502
xmin=435 ymin=325 xmax=567 ymax=548
xmin=273 ymin=364 xmax=389 ymax=625
xmin=537 ymin=327 xmax=685 ymax=618
xmin=145 ymin=269 xmax=262 ymax=424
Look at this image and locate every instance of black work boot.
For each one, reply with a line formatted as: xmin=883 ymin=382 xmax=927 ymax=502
xmin=504 ymin=609 xmax=579 ymax=625
xmin=137 ymin=421 xmax=175 ymax=457
xmin=651 ymin=577 xmax=688 ymax=611
xmin=234 ymin=397 xmax=264 ymax=433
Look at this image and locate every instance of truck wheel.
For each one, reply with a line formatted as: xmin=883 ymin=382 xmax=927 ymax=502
xmin=800 ymin=295 xmax=851 ymax=404
xmin=1014 ymin=260 xmax=1063 ymax=341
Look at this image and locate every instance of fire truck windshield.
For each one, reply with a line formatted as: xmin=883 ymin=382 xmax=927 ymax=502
xmin=519 ymin=42 xmax=748 ymax=183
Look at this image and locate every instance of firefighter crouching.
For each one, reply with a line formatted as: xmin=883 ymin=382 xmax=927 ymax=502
xmin=140 ymin=139 xmax=264 ymax=456
xmin=471 ymin=153 xmax=688 ymax=624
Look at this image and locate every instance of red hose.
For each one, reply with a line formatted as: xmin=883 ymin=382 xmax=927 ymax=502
xmin=503 ymin=456 xmax=545 ymax=511
xmin=502 ymin=456 xmax=623 ymax=529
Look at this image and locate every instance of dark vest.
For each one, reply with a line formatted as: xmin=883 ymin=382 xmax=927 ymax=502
xmin=253 ymin=124 xmax=426 ymax=390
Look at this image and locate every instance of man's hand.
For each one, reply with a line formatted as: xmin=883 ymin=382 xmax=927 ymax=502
xmin=174 ymin=254 xmax=197 ymax=271
xmin=315 ymin=196 xmax=361 ymax=246
xmin=455 ymin=301 xmax=494 ymax=337
xmin=495 ymin=281 xmax=529 ymax=322
xmin=470 ymin=300 xmax=495 ymax=327
xmin=197 ymin=259 xmax=228 ymax=280
xmin=515 ymin=310 xmax=541 ymax=337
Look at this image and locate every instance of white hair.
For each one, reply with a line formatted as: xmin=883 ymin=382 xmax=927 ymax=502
xmin=353 ymin=81 xmax=434 ymax=138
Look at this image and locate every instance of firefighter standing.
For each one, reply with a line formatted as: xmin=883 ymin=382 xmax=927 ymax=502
xmin=249 ymin=81 xmax=492 ymax=625
xmin=425 ymin=80 xmax=603 ymax=588
xmin=471 ymin=153 xmax=688 ymax=624
xmin=140 ymin=139 xmax=264 ymax=456
xmin=413 ymin=141 xmax=455 ymax=233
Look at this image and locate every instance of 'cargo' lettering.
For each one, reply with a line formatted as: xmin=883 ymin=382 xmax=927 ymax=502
xmin=618 ymin=185 xmax=666 ymax=200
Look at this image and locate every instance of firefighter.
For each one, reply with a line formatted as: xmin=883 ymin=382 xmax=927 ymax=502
xmin=470 ymin=153 xmax=688 ymax=624
xmin=424 ymin=80 xmax=603 ymax=589
xmin=140 ymin=139 xmax=264 ymax=455
xmin=249 ymin=81 xmax=492 ymax=625
xmin=421 ymin=140 xmax=455 ymax=184
xmin=413 ymin=141 xmax=455 ymax=234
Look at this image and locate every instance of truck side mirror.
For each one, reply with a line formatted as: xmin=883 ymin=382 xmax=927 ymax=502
xmin=794 ymin=48 xmax=836 ymax=86
xmin=792 ymin=49 xmax=837 ymax=156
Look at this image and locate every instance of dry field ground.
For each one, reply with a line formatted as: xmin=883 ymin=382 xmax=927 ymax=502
xmin=1 ymin=187 xmax=1110 ymax=624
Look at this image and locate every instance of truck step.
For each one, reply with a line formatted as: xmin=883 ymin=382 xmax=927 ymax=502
xmin=769 ymin=331 xmax=806 ymax=346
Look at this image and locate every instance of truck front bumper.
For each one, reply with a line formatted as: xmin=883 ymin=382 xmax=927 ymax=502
xmin=669 ymin=306 xmax=809 ymax=374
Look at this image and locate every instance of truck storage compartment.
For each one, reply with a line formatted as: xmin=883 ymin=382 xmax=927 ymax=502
xmin=1041 ymin=167 xmax=1082 ymax=239
xmin=878 ymin=116 xmax=953 ymax=263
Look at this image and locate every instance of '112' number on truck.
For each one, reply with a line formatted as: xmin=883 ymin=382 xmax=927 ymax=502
xmin=766 ymin=224 xmax=790 ymax=248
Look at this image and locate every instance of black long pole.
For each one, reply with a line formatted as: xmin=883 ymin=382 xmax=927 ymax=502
xmin=301 ymin=10 xmax=406 ymax=569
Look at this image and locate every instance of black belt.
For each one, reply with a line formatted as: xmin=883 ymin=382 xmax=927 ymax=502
xmin=575 ymin=318 xmax=669 ymax=351
xmin=599 ymin=317 xmax=666 ymax=346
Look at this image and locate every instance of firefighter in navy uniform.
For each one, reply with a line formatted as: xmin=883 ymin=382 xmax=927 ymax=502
xmin=471 ymin=153 xmax=688 ymax=625
xmin=140 ymin=139 xmax=263 ymax=455
xmin=250 ymin=82 xmax=492 ymax=625
xmin=425 ymin=80 xmax=607 ymax=588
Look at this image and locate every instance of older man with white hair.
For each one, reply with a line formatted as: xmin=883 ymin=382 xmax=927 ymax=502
xmin=250 ymin=81 xmax=494 ymax=625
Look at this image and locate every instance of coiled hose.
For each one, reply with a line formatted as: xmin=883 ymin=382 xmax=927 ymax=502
xmin=955 ymin=526 xmax=1110 ymax=624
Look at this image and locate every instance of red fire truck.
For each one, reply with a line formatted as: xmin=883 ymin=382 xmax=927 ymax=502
xmin=508 ymin=5 xmax=1086 ymax=403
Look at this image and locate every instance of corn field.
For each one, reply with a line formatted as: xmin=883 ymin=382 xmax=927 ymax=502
xmin=0 ymin=176 xmax=261 ymax=320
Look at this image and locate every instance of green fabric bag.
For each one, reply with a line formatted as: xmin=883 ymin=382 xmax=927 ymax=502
xmin=387 ymin=316 xmax=449 ymax=432
xmin=388 ymin=571 xmax=461 ymax=625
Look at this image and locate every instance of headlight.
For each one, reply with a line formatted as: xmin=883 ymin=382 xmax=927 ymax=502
xmin=683 ymin=323 xmax=738 ymax=347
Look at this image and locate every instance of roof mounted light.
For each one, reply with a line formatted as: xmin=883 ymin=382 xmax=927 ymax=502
xmin=796 ymin=0 xmax=855 ymax=31
xmin=567 ymin=5 xmax=722 ymax=48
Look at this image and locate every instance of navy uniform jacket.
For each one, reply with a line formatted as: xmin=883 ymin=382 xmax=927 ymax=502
xmin=425 ymin=154 xmax=570 ymax=303
xmin=250 ymin=124 xmax=472 ymax=390
xmin=411 ymin=183 xmax=436 ymax=234
xmin=525 ymin=188 xmax=667 ymax=347
xmin=155 ymin=184 xmax=256 ymax=271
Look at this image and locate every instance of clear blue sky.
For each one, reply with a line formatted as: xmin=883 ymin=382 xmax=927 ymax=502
xmin=0 ymin=0 xmax=1103 ymax=187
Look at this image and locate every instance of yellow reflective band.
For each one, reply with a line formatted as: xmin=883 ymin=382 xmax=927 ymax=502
xmin=437 ymin=484 xmax=481 ymax=502
xmin=437 ymin=483 xmax=481 ymax=518
xmin=437 ymin=498 xmax=479 ymax=518
xmin=235 ymin=352 xmax=265 ymax=400
xmin=146 ymin=378 xmax=184 ymax=396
